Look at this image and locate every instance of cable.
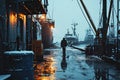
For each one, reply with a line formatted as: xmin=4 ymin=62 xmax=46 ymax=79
xmin=99 ymin=0 xmax=103 ymax=27
xmin=76 ymin=0 xmax=96 ymax=35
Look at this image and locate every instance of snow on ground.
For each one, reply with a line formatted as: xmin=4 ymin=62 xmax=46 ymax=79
xmin=35 ymin=47 xmax=120 ymax=80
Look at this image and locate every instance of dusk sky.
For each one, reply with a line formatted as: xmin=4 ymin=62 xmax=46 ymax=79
xmin=47 ymin=0 xmax=117 ymax=43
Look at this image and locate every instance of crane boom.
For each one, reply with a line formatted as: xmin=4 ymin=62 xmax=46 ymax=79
xmin=102 ymin=0 xmax=113 ymax=54
xmin=102 ymin=0 xmax=113 ymax=42
xmin=79 ymin=0 xmax=97 ymax=35
xmin=105 ymin=0 xmax=113 ymax=35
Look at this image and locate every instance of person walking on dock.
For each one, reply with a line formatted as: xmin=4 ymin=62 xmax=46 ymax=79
xmin=61 ymin=38 xmax=67 ymax=55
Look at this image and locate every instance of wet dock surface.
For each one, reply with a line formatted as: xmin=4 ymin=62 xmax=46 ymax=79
xmin=5 ymin=47 xmax=120 ymax=80
xmin=34 ymin=47 xmax=120 ymax=80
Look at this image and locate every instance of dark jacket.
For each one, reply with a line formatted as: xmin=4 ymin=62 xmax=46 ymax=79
xmin=61 ymin=38 xmax=67 ymax=48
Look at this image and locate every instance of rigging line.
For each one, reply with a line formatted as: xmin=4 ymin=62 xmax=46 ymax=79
xmin=48 ymin=0 xmax=54 ymax=20
xmin=112 ymin=0 xmax=114 ymax=24
xmin=48 ymin=6 xmax=52 ymax=19
xmin=51 ymin=0 xmax=54 ymax=20
xmin=108 ymin=0 xmax=114 ymax=24
xmin=99 ymin=0 xmax=103 ymax=27
xmin=113 ymin=1 xmax=117 ymax=21
xmin=48 ymin=12 xmax=51 ymax=19
xmin=76 ymin=0 xmax=96 ymax=35
xmin=108 ymin=0 xmax=117 ymax=23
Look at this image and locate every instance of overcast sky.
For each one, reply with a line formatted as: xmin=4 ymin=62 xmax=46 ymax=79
xmin=47 ymin=0 xmax=117 ymax=43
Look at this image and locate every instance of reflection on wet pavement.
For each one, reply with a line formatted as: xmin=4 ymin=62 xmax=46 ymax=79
xmin=61 ymin=52 xmax=67 ymax=72
xmin=34 ymin=48 xmax=120 ymax=80
xmin=34 ymin=50 xmax=56 ymax=80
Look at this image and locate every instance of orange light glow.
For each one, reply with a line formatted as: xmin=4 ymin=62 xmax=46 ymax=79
xmin=10 ymin=12 xmax=17 ymax=26
xmin=34 ymin=56 xmax=56 ymax=80
xmin=49 ymin=21 xmax=54 ymax=30
xmin=39 ymin=14 xmax=46 ymax=22
xmin=10 ymin=12 xmax=26 ymax=27
xmin=50 ymin=25 xmax=54 ymax=30
xmin=19 ymin=13 xmax=26 ymax=28
xmin=19 ymin=13 xmax=25 ymax=19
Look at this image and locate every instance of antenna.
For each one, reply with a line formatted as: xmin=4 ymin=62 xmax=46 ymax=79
xmin=71 ymin=23 xmax=78 ymax=36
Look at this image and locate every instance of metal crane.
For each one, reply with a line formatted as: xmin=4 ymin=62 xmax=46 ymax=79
xmin=79 ymin=0 xmax=113 ymax=54
xmin=79 ymin=0 xmax=97 ymax=36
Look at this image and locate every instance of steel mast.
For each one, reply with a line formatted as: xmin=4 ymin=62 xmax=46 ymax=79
xmin=117 ymin=0 xmax=120 ymax=54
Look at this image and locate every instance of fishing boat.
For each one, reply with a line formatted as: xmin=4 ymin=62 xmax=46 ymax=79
xmin=84 ymin=29 xmax=94 ymax=44
xmin=64 ymin=24 xmax=79 ymax=46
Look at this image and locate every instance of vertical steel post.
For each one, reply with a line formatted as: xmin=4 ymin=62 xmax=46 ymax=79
xmin=16 ymin=1 xmax=20 ymax=50
xmin=117 ymin=0 xmax=120 ymax=54
xmin=6 ymin=0 xmax=10 ymax=43
xmin=102 ymin=0 xmax=107 ymax=54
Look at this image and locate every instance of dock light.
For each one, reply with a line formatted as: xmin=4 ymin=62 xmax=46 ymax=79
xmin=50 ymin=25 xmax=54 ymax=30
xmin=49 ymin=21 xmax=55 ymax=30
xmin=39 ymin=14 xmax=46 ymax=22
xmin=50 ymin=23 xmax=54 ymax=30
xmin=10 ymin=12 xmax=17 ymax=26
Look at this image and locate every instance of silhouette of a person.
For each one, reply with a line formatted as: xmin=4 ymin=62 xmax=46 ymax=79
xmin=61 ymin=38 xmax=67 ymax=54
